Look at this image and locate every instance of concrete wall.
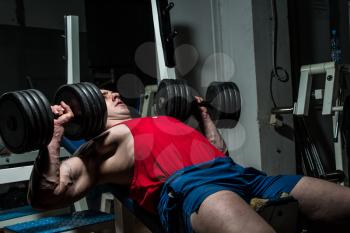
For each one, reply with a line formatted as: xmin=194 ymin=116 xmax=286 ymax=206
xmin=171 ymin=0 xmax=216 ymax=92
xmin=0 ymin=0 xmax=86 ymax=31
xmin=252 ymin=0 xmax=295 ymax=174
xmin=0 ymin=0 xmax=87 ymax=98
xmin=216 ymin=0 xmax=263 ymax=169
xmin=171 ymin=0 xmax=295 ymax=174
xmin=171 ymin=0 xmax=254 ymax=167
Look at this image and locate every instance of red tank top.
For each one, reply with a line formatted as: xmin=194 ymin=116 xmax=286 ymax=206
xmin=120 ymin=116 xmax=224 ymax=212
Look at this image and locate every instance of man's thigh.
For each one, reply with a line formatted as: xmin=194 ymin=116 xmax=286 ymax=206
xmin=190 ymin=190 xmax=276 ymax=233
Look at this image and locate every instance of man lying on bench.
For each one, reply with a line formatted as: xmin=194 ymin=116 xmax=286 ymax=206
xmin=28 ymin=89 xmax=350 ymax=233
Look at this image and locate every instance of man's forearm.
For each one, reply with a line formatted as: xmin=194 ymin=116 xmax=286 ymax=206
xmin=201 ymin=117 xmax=228 ymax=154
xmin=28 ymin=133 xmax=63 ymax=209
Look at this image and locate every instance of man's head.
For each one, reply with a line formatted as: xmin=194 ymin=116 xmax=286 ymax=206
xmin=101 ymin=89 xmax=132 ymax=129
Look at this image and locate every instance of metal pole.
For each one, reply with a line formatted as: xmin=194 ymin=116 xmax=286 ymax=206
xmin=150 ymin=0 xmax=176 ymax=81
xmin=65 ymin=15 xmax=80 ymax=84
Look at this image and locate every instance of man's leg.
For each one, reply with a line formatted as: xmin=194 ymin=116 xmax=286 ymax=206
xmin=190 ymin=190 xmax=276 ymax=233
xmin=291 ymin=176 xmax=350 ymax=232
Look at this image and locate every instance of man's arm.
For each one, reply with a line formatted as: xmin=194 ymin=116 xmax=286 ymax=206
xmin=27 ymin=102 xmax=96 ymax=210
xmin=194 ymin=96 xmax=228 ymax=154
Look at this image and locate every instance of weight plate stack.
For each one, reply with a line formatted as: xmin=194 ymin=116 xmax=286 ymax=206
xmin=177 ymin=80 xmax=192 ymax=121
xmin=206 ymin=82 xmax=241 ymax=128
xmin=155 ymin=79 xmax=175 ymax=117
xmin=82 ymin=82 xmax=107 ymax=137
xmin=206 ymin=82 xmax=224 ymax=122
xmin=54 ymin=82 xmax=107 ymax=140
xmin=54 ymin=84 xmax=90 ymax=140
xmin=37 ymin=89 xmax=55 ymax=147
xmin=22 ymin=89 xmax=54 ymax=150
xmin=230 ymin=82 xmax=241 ymax=127
xmin=155 ymin=79 xmax=193 ymax=121
xmin=0 ymin=89 xmax=53 ymax=153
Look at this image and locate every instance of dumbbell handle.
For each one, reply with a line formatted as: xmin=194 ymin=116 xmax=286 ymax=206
xmin=197 ymin=101 xmax=212 ymax=109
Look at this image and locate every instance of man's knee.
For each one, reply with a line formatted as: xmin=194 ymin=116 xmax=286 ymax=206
xmin=291 ymin=176 xmax=350 ymax=221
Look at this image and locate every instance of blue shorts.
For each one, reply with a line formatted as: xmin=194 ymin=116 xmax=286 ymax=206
xmin=157 ymin=157 xmax=302 ymax=233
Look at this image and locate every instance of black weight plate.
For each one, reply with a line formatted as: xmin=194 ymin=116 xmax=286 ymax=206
xmin=30 ymin=89 xmax=54 ymax=146
xmin=231 ymin=82 xmax=241 ymax=121
xmin=85 ymin=82 xmax=107 ymax=126
xmin=205 ymin=84 xmax=215 ymax=119
xmin=209 ymin=82 xmax=241 ymax=128
xmin=84 ymin=82 xmax=107 ymax=130
xmin=167 ymin=80 xmax=176 ymax=117
xmin=224 ymin=83 xmax=235 ymax=114
xmin=0 ymin=92 xmax=32 ymax=153
xmin=25 ymin=90 xmax=46 ymax=147
xmin=156 ymin=79 xmax=174 ymax=117
xmin=33 ymin=90 xmax=54 ymax=145
xmin=178 ymin=80 xmax=192 ymax=121
xmin=13 ymin=91 xmax=38 ymax=152
xmin=75 ymin=83 xmax=98 ymax=139
xmin=20 ymin=90 xmax=43 ymax=150
xmin=182 ymin=81 xmax=193 ymax=121
xmin=78 ymin=82 xmax=106 ymax=138
xmin=226 ymin=83 xmax=235 ymax=114
xmin=177 ymin=81 xmax=185 ymax=121
xmin=227 ymin=82 xmax=241 ymax=125
xmin=54 ymin=86 xmax=80 ymax=139
xmin=70 ymin=83 xmax=94 ymax=139
xmin=221 ymin=83 xmax=230 ymax=119
xmin=173 ymin=80 xmax=182 ymax=120
xmin=206 ymin=82 xmax=223 ymax=121
xmin=83 ymin=82 xmax=107 ymax=137
xmin=18 ymin=91 xmax=39 ymax=151
xmin=155 ymin=81 xmax=166 ymax=115
xmin=54 ymin=84 xmax=90 ymax=140
xmin=162 ymin=80 xmax=171 ymax=115
xmin=226 ymin=83 xmax=238 ymax=127
xmin=218 ymin=83 xmax=227 ymax=120
xmin=220 ymin=83 xmax=235 ymax=128
xmin=0 ymin=93 xmax=26 ymax=152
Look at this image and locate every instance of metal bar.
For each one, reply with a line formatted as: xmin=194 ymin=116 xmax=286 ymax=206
xmin=332 ymin=106 xmax=343 ymax=112
xmin=272 ymin=105 xmax=343 ymax=115
xmin=295 ymin=62 xmax=336 ymax=115
xmin=74 ymin=198 xmax=88 ymax=211
xmin=65 ymin=15 xmax=80 ymax=84
xmin=0 ymin=165 xmax=33 ymax=184
xmin=114 ymin=198 xmax=124 ymax=233
xmin=322 ymin=66 xmax=336 ymax=115
xmin=100 ymin=193 xmax=115 ymax=213
xmin=295 ymin=69 xmax=312 ymax=115
xmin=150 ymin=0 xmax=176 ymax=81
xmin=0 ymin=148 xmax=70 ymax=184
xmin=333 ymin=115 xmax=344 ymax=171
xmin=0 ymin=148 xmax=70 ymax=167
xmin=140 ymin=85 xmax=158 ymax=117
xmin=271 ymin=107 xmax=294 ymax=114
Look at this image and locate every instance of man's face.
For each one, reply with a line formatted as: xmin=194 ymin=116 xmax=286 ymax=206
xmin=101 ymin=89 xmax=131 ymax=120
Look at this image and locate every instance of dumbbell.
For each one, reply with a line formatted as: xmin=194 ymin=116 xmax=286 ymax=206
xmin=155 ymin=79 xmax=241 ymax=128
xmin=0 ymin=82 xmax=107 ymax=154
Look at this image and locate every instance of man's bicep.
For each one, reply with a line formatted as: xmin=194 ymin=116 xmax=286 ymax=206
xmin=60 ymin=158 xmax=83 ymax=181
